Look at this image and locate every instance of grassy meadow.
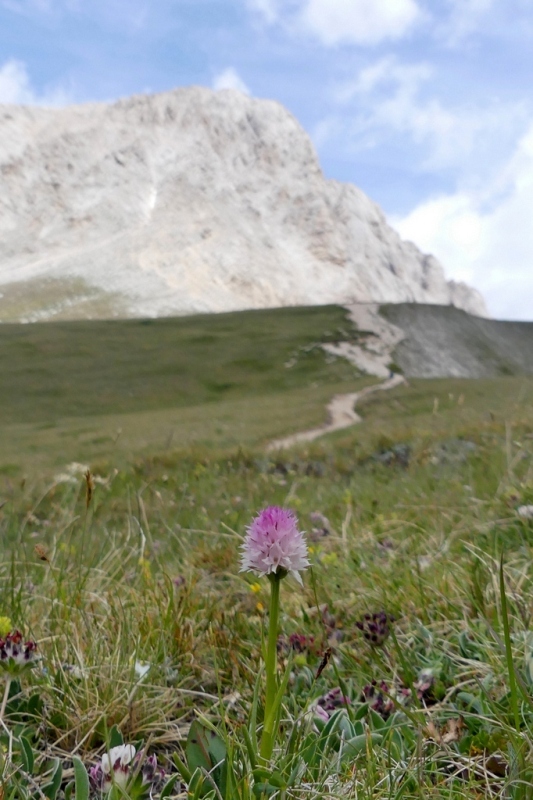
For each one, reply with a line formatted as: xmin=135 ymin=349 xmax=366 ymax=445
xmin=0 ymin=305 xmax=372 ymax=473
xmin=1 ymin=305 xmax=533 ymax=798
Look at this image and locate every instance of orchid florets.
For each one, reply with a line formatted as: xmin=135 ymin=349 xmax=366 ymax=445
xmin=240 ymin=506 xmax=309 ymax=584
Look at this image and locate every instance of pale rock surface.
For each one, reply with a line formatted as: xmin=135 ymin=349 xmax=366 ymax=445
xmin=0 ymin=86 xmax=487 ymax=321
xmin=323 ymin=303 xmax=406 ymax=377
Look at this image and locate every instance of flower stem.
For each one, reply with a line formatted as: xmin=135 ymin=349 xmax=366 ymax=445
xmin=260 ymin=573 xmax=281 ymax=763
xmin=0 ymin=678 xmax=11 ymax=720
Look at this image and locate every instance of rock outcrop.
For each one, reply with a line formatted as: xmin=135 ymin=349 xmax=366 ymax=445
xmin=0 ymin=86 xmax=487 ymax=321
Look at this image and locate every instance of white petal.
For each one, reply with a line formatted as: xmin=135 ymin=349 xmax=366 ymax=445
xmin=290 ymin=570 xmax=303 ymax=586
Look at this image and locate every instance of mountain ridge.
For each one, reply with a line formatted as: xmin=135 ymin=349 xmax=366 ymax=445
xmin=0 ymin=86 xmax=487 ymax=322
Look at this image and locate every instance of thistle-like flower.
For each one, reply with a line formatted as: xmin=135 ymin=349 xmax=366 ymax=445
xmin=0 ymin=630 xmax=37 ymax=676
xmin=240 ymin=506 xmax=309 ymax=584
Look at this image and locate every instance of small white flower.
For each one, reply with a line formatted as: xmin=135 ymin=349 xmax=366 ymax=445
xmin=101 ymin=745 xmax=136 ymax=788
xmin=518 ymin=505 xmax=533 ymax=519
xmin=134 ymin=660 xmax=151 ymax=679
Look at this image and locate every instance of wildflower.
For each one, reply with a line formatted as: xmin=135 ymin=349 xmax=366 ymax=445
xmin=0 ymin=630 xmax=38 ymax=676
xmin=518 ymin=505 xmax=533 ymax=519
xmin=362 ymin=680 xmax=394 ymax=719
xmin=309 ymin=511 xmax=331 ymax=541
xmin=355 ymin=611 xmax=395 ymax=646
xmin=315 ymin=687 xmax=351 ymax=720
xmin=241 ymin=507 xmax=309 ymax=763
xmin=89 ymin=745 xmax=163 ymax=795
xmin=277 ymin=633 xmax=318 ymax=656
xmin=134 ymin=660 xmax=151 ymax=679
xmin=240 ymin=506 xmax=309 ymax=585
xmin=61 ymin=663 xmax=88 ymax=680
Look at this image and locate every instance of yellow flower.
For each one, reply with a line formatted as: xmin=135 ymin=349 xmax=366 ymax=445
xmin=256 ymin=602 xmax=264 ymax=614
xmin=138 ymin=557 xmax=152 ymax=582
xmin=0 ymin=617 xmax=11 ymax=637
xmin=250 ymin=583 xmax=262 ymax=594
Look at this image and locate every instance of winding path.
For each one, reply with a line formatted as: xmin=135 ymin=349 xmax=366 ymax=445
xmin=267 ymin=374 xmax=405 ymax=451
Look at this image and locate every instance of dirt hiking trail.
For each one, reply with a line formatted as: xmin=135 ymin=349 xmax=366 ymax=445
xmin=267 ymin=373 xmax=405 ymax=451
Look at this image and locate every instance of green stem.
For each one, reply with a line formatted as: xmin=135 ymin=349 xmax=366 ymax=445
xmin=499 ymin=556 xmax=521 ymax=733
xmin=260 ymin=573 xmax=281 ymax=762
xmin=0 ymin=678 xmax=11 ymax=720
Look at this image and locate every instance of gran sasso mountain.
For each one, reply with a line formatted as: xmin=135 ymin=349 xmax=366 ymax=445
xmin=0 ymin=87 xmax=486 ymax=322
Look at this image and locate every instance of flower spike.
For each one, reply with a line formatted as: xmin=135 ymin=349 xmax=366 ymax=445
xmin=240 ymin=506 xmax=309 ymax=584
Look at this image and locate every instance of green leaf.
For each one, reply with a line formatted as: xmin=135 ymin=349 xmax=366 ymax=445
xmin=368 ymin=709 xmax=386 ymax=730
xmin=186 ymin=720 xmax=215 ymax=773
xmin=72 ymin=755 xmax=90 ymax=800
xmin=353 ymin=703 xmax=369 ymax=722
xmin=19 ymin=735 xmax=34 ymax=774
xmin=263 ymin=771 xmax=284 ymax=788
xmin=42 ymin=758 xmax=62 ymax=800
xmin=241 ymin=725 xmax=257 ymax=771
xmin=206 ymin=729 xmax=226 ymax=765
xmin=108 ymin=725 xmax=124 ymax=748
xmin=160 ymin=774 xmax=180 ymax=799
xmin=253 ymin=782 xmax=279 ymax=797
xmin=341 ymin=732 xmax=383 ymax=761
xmin=499 ymin=555 xmax=521 ymax=732
xmin=172 ymin=751 xmax=191 ymax=783
xmin=189 ymin=768 xmax=214 ymax=800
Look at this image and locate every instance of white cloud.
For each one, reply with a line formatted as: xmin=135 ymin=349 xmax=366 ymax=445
xmin=392 ymin=122 xmax=533 ymax=321
xmin=299 ymin=0 xmax=420 ymax=46
xmin=212 ymin=67 xmax=250 ymax=94
xmin=438 ymin=0 xmax=495 ymax=44
xmin=331 ymin=56 xmax=527 ymax=172
xmin=245 ymin=0 xmax=279 ymax=24
xmin=0 ymin=59 xmax=70 ymax=105
xmin=0 ymin=60 xmax=34 ymax=104
xmin=245 ymin=0 xmax=420 ymax=46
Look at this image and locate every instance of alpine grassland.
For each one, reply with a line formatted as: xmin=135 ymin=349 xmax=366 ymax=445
xmin=1 ymin=304 xmax=533 ymax=799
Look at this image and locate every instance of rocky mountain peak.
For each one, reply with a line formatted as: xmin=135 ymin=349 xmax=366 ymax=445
xmin=0 ymin=86 xmax=487 ymax=322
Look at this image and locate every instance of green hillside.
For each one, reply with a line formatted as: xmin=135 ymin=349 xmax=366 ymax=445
xmin=0 ymin=305 xmax=364 ymax=424
xmin=2 ymin=302 xmax=533 ymax=474
xmin=0 ymin=305 xmax=373 ymax=472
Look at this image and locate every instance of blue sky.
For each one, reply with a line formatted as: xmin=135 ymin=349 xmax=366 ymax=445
xmin=1 ymin=0 xmax=532 ymax=320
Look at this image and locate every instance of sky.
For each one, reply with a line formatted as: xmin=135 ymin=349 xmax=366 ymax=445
xmin=0 ymin=0 xmax=532 ymax=320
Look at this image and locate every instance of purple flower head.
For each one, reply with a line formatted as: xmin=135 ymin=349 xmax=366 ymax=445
xmin=0 ymin=630 xmax=38 ymax=676
xmin=240 ymin=506 xmax=309 ymax=584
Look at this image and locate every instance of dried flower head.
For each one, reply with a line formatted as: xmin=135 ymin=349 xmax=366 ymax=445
xmin=315 ymin=687 xmax=351 ymax=721
xmin=362 ymin=680 xmax=394 ymax=719
xmin=355 ymin=611 xmax=395 ymax=646
xmin=240 ymin=506 xmax=309 ymax=584
xmin=0 ymin=630 xmax=38 ymax=676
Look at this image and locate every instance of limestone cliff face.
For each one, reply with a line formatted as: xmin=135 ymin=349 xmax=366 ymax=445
xmin=0 ymin=86 xmax=487 ymax=321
